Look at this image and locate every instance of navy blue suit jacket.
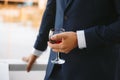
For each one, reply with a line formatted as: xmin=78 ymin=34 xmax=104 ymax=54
xmin=34 ymin=0 xmax=120 ymax=80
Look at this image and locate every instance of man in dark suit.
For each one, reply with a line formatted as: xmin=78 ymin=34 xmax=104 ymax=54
xmin=23 ymin=0 xmax=120 ymax=80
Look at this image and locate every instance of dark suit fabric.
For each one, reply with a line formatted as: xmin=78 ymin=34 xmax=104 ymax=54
xmin=34 ymin=0 xmax=120 ymax=80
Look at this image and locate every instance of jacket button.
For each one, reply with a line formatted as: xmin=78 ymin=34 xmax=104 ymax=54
xmin=64 ymin=16 xmax=68 ymax=20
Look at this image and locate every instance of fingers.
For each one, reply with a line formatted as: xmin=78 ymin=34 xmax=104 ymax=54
xmin=22 ymin=55 xmax=37 ymax=72
xmin=22 ymin=57 xmax=31 ymax=72
xmin=27 ymin=55 xmax=37 ymax=72
xmin=22 ymin=57 xmax=29 ymax=62
xmin=27 ymin=59 xmax=34 ymax=72
xmin=48 ymin=41 xmax=60 ymax=52
xmin=48 ymin=41 xmax=69 ymax=53
xmin=48 ymin=42 xmax=60 ymax=49
xmin=51 ymin=33 xmax=66 ymax=41
xmin=48 ymin=32 xmax=78 ymax=54
xmin=53 ymin=48 xmax=69 ymax=53
xmin=48 ymin=33 xmax=68 ymax=53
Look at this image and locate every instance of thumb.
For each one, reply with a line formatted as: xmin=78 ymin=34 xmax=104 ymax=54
xmin=51 ymin=33 xmax=66 ymax=41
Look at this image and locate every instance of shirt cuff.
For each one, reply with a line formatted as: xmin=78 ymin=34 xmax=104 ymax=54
xmin=76 ymin=30 xmax=87 ymax=49
xmin=32 ymin=49 xmax=43 ymax=57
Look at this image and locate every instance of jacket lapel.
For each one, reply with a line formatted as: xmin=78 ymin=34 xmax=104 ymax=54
xmin=65 ymin=0 xmax=73 ymax=12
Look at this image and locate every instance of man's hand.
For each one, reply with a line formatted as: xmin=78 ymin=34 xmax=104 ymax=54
xmin=48 ymin=32 xmax=78 ymax=54
xmin=22 ymin=54 xmax=38 ymax=72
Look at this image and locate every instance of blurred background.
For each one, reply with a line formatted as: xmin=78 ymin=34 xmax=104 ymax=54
xmin=0 ymin=0 xmax=48 ymax=59
xmin=0 ymin=0 xmax=49 ymax=80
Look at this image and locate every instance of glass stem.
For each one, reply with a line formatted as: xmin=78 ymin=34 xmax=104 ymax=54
xmin=56 ymin=52 xmax=60 ymax=61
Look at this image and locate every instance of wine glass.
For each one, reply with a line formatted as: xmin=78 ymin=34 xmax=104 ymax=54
xmin=49 ymin=28 xmax=65 ymax=64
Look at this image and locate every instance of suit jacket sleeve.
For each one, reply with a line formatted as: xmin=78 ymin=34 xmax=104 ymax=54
xmin=84 ymin=0 xmax=120 ymax=50
xmin=34 ymin=0 xmax=56 ymax=51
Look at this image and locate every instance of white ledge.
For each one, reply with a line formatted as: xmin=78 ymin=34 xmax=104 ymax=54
xmin=0 ymin=59 xmax=47 ymax=71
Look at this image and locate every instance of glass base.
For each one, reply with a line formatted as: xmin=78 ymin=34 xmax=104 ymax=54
xmin=51 ymin=59 xmax=65 ymax=64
